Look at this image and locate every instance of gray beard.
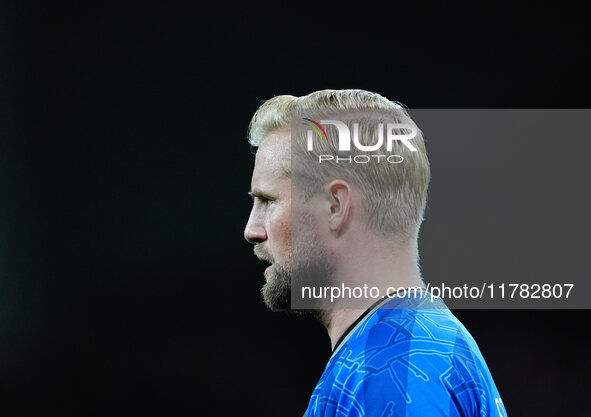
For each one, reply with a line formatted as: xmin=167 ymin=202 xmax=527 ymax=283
xmin=261 ymin=263 xmax=291 ymax=311
xmin=261 ymin=210 xmax=336 ymax=312
xmin=261 ymin=248 xmax=335 ymax=312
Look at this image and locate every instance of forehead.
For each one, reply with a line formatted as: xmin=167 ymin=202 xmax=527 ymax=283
xmin=251 ymin=129 xmax=290 ymax=186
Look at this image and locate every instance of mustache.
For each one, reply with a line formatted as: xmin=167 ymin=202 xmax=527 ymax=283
xmin=253 ymin=245 xmax=274 ymax=263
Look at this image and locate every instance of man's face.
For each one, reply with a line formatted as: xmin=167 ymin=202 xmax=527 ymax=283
xmin=244 ymin=130 xmax=293 ymax=310
xmin=244 ymin=130 xmax=335 ymax=311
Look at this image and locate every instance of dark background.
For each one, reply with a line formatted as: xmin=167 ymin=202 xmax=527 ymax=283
xmin=1 ymin=1 xmax=589 ymax=416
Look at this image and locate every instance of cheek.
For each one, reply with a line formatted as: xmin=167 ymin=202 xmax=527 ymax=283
xmin=270 ymin=204 xmax=291 ymax=249
xmin=279 ymin=206 xmax=292 ymax=243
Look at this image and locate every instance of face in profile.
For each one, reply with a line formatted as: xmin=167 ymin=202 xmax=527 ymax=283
xmin=244 ymin=130 xmax=333 ymax=311
xmin=244 ymin=130 xmax=293 ymax=310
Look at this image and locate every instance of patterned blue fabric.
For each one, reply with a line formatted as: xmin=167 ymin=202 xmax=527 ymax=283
xmin=304 ymin=296 xmax=508 ymax=416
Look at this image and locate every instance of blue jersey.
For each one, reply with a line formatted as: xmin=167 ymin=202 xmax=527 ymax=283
xmin=304 ymin=295 xmax=508 ymax=417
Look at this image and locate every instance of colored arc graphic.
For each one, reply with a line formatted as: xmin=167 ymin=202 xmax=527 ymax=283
xmin=302 ymin=118 xmax=329 ymax=142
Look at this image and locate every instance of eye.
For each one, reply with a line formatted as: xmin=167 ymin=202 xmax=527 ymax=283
xmin=248 ymin=192 xmax=275 ymax=206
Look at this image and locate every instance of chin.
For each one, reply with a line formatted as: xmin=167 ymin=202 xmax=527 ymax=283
xmin=261 ymin=270 xmax=291 ymax=311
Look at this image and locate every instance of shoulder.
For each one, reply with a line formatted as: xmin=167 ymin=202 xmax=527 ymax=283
xmin=348 ymin=299 xmax=477 ymax=359
xmin=308 ymin=302 xmax=502 ymax=416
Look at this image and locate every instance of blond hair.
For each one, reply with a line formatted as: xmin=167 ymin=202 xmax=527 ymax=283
xmin=248 ymin=89 xmax=430 ymax=241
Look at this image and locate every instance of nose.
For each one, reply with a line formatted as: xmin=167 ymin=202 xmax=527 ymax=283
xmin=244 ymin=211 xmax=267 ymax=243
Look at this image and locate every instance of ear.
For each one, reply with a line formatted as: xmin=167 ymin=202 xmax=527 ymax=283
xmin=326 ymin=180 xmax=353 ymax=234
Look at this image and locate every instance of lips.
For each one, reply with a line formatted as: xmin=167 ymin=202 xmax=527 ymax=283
xmin=254 ymin=247 xmax=273 ymax=266
xmin=253 ymin=246 xmax=275 ymax=278
xmin=260 ymin=258 xmax=272 ymax=273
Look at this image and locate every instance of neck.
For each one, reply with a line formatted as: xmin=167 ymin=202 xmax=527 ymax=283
xmin=324 ymin=308 xmax=366 ymax=350
xmin=319 ymin=239 xmax=424 ymax=350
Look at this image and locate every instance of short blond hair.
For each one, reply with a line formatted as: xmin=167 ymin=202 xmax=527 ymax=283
xmin=248 ymin=89 xmax=430 ymax=241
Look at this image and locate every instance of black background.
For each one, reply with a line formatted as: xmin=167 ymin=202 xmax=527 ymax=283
xmin=1 ymin=1 xmax=589 ymax=416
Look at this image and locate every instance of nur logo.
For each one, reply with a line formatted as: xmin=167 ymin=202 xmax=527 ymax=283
xmin=302 ymin=119 xmax=419 ymax=152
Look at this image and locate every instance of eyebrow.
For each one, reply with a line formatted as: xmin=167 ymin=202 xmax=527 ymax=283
xmin=248 ymin=190 xmax=274 ymax=200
